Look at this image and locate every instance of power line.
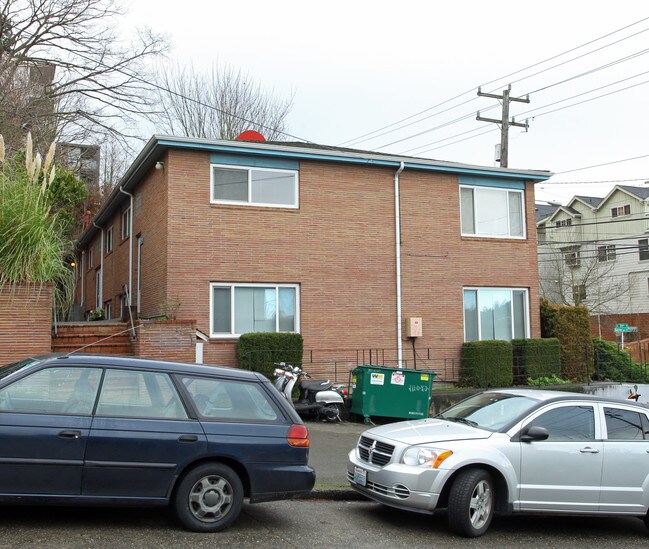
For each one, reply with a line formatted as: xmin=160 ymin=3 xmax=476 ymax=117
xmin=339 ymin=16 xmax=649 ymax=148
xmin=538 ymin=177 xmax=648 ymax=185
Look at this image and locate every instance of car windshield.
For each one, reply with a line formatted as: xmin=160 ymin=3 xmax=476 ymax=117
xmin=438 ymin=392 xmax=539 ymax=431
xmin=0 ymin=358 xmax=39 ymax=382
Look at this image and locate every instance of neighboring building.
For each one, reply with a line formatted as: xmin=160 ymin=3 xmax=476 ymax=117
xmin=537 ymin=185 xmax=649 ymax=340
xmin=74 ymin=135 xmax=550 ymax=372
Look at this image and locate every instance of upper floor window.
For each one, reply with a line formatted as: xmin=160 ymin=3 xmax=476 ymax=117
xmin=555 ymin=219 xmax=572 ymax=228
xmin=639 ymin=239 xmax=649 ymax=261
xmin=121 ymin=206 xmax=131 ymax=240
xmin=87 ymin=246 xmax=94 ymax=270
xmin=597 ymin=244 xmax=616 ymax=262
xmin=463 ymin=287 xmax=528 ymax=341
xmin=105 ymin=226 xmax=113 ymax=254
xmin=211 ymin=164 xmax=298 ymax=208
xmin=210 ymin=283 xmax=299 ymax=337
xmin=562 ymin=245 xmax=581 ymax=267
xmin=460 ymin=186 xmax=524 ymax=238
xmin=611 ymin=204 xmax=631 ymax=218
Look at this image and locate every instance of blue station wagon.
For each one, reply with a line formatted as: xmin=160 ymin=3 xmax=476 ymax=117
xmin=0 ymin=354 xmax=315 ymax=532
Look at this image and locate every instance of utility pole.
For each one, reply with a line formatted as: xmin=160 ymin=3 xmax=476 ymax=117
xmin=476 ymin=85 xmax=530 ymax=168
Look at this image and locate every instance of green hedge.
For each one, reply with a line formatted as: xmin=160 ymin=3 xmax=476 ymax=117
xmin=460 ymin=340 xmax=513 ymax=388
xmin=540 ymin=300 xmax=593 ymax=381
xmin=512 ymin=338 xmax=561 ymax=382
xmin=593 ymin=338 xmax=649 ymax=383
xmin=236 ymin=332 xmax=304 ymax=381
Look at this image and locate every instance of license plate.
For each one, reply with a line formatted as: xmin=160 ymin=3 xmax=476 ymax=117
xmin=353 ymin=466 xmax=367 ymax=487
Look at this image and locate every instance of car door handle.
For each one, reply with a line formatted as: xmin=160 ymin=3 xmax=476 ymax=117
xmin=178 ymin=435 xmax=199 ymax=443
xmin=580 ymin=447 xmax=599 ymax=454
xmin=58 ymin=430 xmax=81 ymax=440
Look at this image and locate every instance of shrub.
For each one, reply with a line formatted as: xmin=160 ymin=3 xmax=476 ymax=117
xmin=89 ymin=307 xmax=105 ymax=321
xmin=527 ymin=374 xmax=570 ymax=386
xmin=236 ymin=332 xmax=303 ymax=380
xmin=540 ymin=302 xmax=593 ymax=381
xmin=512 ymin=338 xmax=561 ymax=383
xmin=460 ymin=340 xmax=513 ymax=388
xmin=592 ymin=338 xmax=649 ymax=383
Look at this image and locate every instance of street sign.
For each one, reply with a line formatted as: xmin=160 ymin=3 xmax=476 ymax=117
xmin=614 ymin=323 xmax=631 ymax=333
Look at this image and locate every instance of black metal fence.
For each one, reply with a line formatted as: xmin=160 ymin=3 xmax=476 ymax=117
xmin=245 ymin=342 xmax=649 ymax=390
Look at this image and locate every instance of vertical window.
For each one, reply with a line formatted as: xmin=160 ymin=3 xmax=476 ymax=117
xmin=104 ymin=301 xmax=112 ymax=320
xmin=87 ymin=247 xmax=93 ymax=270
xmin=463 ymin=288 xmax=529 ymax=341
xmin=460 ymin=186 xmax=525 ymax=238
xmin=639 ymin=239 xmax=649 ymax=261
xmin=95 ymin=268 xmax=102 ymax=309
xmin=105 ymin=226 xmax=113 ymax=254
xmin=210 ymin=283 xmax=299 ymax=337
xmin=121 ymin=206 xmax=131 ymax=240
xmin=211 ymin=165 xmax=298 ymax=208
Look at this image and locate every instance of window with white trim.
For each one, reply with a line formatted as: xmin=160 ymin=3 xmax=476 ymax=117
xmin=105 ymin=226 xmax=113 ymax=254
xmin=597 ymin=244 xmax=616 ymax=262
xmin=210 ymin=283 xmax=299 ymax=337
xmin=211 ymin=164 xmax=298 ymax=208
xmin=460 ymin=186 xmax=525 ymax=238
xmin=611 ymin=204 xmax=630 ymax=218
xmin=463 ymin=287 xmax=529 ymax=341
xmin=121 ymin=206 xmax=131 ymax=240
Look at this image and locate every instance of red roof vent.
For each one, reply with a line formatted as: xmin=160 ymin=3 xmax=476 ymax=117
xmin=236 ymin=130 xmax=266 ymax=142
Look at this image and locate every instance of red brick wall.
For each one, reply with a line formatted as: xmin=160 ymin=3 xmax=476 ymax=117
xmin=0 ymin=284 xmax=52 ymax=365
xmin=76 ymin=148 xmax=542 ymax=372
xmin=76 ymin=155 xmax=169 ymax=320
xmin=589 ymin=313 xmax=649 ymax=342
xmin=132 ymin=320 xmax=196 ymax=362
xmin=162 ymin=151 xmax=541 ymax=368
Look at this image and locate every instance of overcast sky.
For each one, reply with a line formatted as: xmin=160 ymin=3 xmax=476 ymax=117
xmin=128 ymin=1 xmax=649 ymax=205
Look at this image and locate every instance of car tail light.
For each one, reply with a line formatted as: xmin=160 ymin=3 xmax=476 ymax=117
xmin=287 ymin=424 xmax=310 ymax=447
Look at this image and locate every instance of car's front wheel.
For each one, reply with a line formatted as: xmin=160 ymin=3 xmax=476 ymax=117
xmin=174 ymin=463 xmax=244 ymax=532
xmin=447 ymin=468 xmax=494 ymax=537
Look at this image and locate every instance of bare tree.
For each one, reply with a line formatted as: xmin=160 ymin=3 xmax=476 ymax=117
xmin=538 ymin=241 xmax=629 ymax=313
xmin=0 ymin=0 xmax=168 ymax=154
xmin=151 ymin=62 xmax=293 ymax=141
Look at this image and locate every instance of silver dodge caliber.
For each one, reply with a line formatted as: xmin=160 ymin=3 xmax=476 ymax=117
xmin=347 ymin=389 xmax=649 ymax=537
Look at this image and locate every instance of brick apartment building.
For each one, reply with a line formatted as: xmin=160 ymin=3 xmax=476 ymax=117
xmin=74 ymin=135 xmax=550 ymax=371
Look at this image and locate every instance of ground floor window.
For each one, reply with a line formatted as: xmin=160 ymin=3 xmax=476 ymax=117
xmin=210 ymin=283 xmax=299 ymax=337
xmin=463 ymin=287 xmax=529 ymax=341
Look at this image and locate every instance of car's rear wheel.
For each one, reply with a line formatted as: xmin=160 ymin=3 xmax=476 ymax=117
xmin=447 ymin=468 xmax=494 ymax=538
xmin=174 ymin=463 xmax=244 ymax=532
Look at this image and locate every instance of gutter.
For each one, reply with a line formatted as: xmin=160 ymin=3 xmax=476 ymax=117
xmin=394 ymin=162 xmax=405 ymax=367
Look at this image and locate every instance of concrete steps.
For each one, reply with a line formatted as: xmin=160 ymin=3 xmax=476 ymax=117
xmin=52 ymin=322 xmax=133 ymax=355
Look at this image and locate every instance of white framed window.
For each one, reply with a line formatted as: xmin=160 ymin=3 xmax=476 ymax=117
xmin=210 ymin=283 xmax=299 ymax=337
xmin=105 ymin=226 xmax=113 ymax=254
xmin=121 ymin=206 xmax=131 ymax=240
xmin=563 ymin=245 xmax=581 ymax=267
xmin=597 ymin=244 xmax=616 ymax=262
xmin=210 ymin=164 xmax=298 ymax=208
xmin=611 ymin=205 xmax=630 ymax=218
xmin=104 ymin=300 xmax=112 ymax=320
xmin=87 ymin=246 xmax=94 ymax=270
xmin=463 ymin=287 xmax=529 ymax=341
xmin=460 ymin=185 xmax=525 ymax=238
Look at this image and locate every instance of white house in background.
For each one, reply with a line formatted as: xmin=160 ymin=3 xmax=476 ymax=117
xmin=537 ymin=184 xmax=649 ymax=340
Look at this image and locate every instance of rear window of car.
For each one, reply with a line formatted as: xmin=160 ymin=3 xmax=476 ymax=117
xmin=181 ymin=376 xmax=283 ymax=422
xmin=604 ymin=407 xmax=649 ymax=440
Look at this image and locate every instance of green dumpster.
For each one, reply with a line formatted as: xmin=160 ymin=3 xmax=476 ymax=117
xmin=349 ymin=365 xmax=435 ymax=423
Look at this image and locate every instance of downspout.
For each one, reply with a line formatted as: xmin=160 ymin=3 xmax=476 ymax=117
xmin=119 ymin=187 xmax=134 ymax=308
xmin=92 ymin=222 xmax=104 ymax=308
xmin=395 ymin=162 xmax=405 ymax=367
xmin=80 ymin=250 xmax=85 ymax=309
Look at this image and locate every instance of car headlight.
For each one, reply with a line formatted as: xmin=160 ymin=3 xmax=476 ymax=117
xmin=401 ymin=447 xmax=453 ymax=468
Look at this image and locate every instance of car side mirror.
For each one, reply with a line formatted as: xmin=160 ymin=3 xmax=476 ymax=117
xmin=520 ymin=425 xmax=549 ymax=442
